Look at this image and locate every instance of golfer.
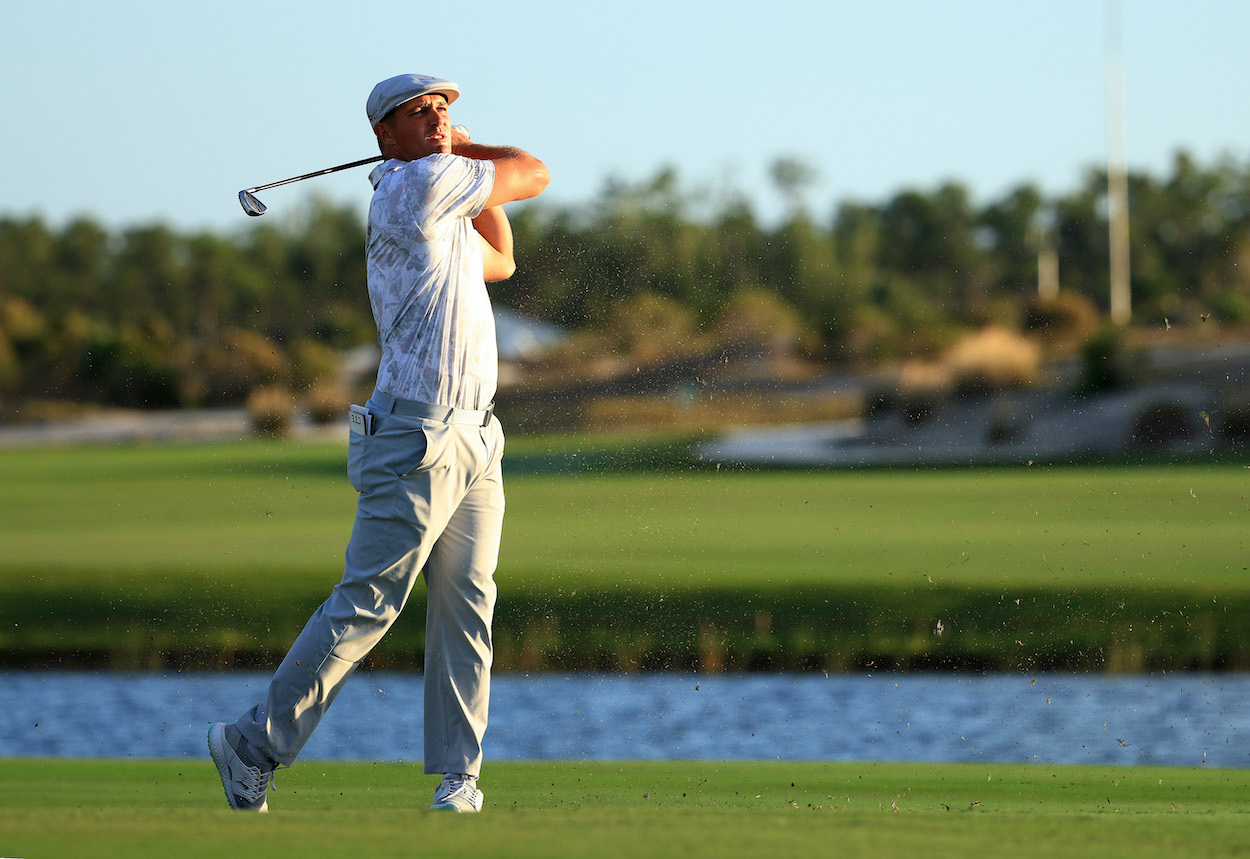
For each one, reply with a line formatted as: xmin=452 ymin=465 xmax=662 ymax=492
xmin=210 ymin=73 xmax=549 ymax=813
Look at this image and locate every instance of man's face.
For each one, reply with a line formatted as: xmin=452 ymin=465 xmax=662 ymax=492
xmin=376 ymin=93 xmax=451 ymax=160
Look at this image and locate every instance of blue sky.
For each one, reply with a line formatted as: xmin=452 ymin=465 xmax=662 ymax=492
xmin=3 ymin=0 xmax=1249 ymax=234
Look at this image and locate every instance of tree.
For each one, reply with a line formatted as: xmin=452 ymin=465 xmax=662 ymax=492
xmin=770 ymin=156 xmax=819 ymax=216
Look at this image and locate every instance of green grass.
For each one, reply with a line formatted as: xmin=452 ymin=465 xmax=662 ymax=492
xmin=0 ymin=439 xmax=1247 ymax=670
xmin=1 ymin=759 xmax=1246 ymax=858
xmin=1 ymin=439 xmax=1245 ymax=591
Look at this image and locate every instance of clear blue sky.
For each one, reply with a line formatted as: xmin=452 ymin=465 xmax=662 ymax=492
xmin=3 ymin=0 xmax=1248 ymax=234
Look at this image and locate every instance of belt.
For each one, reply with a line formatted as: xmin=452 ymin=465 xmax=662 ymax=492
xmin=372 ymin=392 xmax=494 ymax=427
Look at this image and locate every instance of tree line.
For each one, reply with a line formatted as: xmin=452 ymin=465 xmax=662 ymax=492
xmin=1 ymin=149 xmax=1248 ymax=413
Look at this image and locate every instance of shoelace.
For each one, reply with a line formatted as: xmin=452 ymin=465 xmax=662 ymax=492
xmin=237 ymin=765 xmax=277 ymax=801
xmin=436 ymin=776 xmax=477 ymax=803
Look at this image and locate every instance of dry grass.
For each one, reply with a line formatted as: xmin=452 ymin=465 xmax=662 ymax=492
xmin=899 ymin=325 xmax=1041 ymax=398
xmin=580 ymin=390 xmax=862 ymax=432
xmin=944 ymin=325 xmax=1041 ymax=391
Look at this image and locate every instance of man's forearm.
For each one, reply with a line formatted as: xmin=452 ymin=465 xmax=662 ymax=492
xmin=454 ymin=142 xmax=530 ymax=162
xmin=473 ymin=206 xmax=513 ymax=257
xmin=474 ymin=206 xmax=516 ymax=281
xmin=449 ymin=128 xmax=549 ymax=207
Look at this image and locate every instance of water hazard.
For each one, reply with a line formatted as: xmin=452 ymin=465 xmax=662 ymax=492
xmin=4 ymin=670 xmax=1248 ymax=768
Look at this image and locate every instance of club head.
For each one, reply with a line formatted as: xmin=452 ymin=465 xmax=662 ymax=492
xmin=238 ymin=189 xmax=267 ymax=217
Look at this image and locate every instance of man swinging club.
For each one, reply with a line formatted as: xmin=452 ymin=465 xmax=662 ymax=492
xmin=210 ymin=72 xmax=549 ymax=813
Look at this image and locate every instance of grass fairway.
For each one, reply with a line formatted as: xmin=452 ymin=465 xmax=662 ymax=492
xmin=0 ymin=439 xmax=1248 ymax=669
xmin=1 ymin=439 xmax=1245 ymax=592
xmin=0 ymin=759 xmax=1245 ymax=858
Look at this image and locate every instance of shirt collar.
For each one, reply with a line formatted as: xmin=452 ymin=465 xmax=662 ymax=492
xmin=369 ymin=159 xmax=405 ymax=189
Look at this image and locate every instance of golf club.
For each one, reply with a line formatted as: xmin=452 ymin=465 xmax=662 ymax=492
xmin=238 ymin=155 xmax=383 ymax=216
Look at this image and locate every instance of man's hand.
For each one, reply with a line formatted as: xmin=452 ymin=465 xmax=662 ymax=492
xmin=450 ymin=125 xmax=473 ymax=152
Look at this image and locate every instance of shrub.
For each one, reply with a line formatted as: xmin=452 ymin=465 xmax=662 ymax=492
xmin=75 ymin=327 xmax=182 ymax=408
xmin=863 ymin=386 xmax=897 ymax=419
xmin=942 ymin=325 xmax=1040 ymax=397
xmin=1075 ymin=326 xmax=1140 ymax=395
xmin=1215 ymin=394 xmax=1250 ymax=442
xmin=606 ymin=291 xmax=700 ymax=363
xmin=198 ymin=328 xmax=290 ymax=405
xmin=291 ymin=339 xmax=341 ymax=392
xmin=0 ymin=330 xmax=17 ymax=394
xmin=839 ymin=308 xmax=900 ymax=363
xmin=900 ymin=392 xmax=938 ymax=426
xmin=303 ymin=380 xmax=349 ymax=425
xmin=1130 ymin=402 xmax=1195 ymax=447
xmin=711 ymin=287 xmax=805 ymax=353
xmin=1023 ymin=292 xmax=1099 ymax=343
xmin=963 ymin=296 xmax=1022 ymax=330
xmin=1210 ymin=291 xmax=1250 ymax=323
xmin=897 ymin=361 xmax=949 ymax=425
xmin=986 ymin=400 xmax=1028 ymax=445
xmin=0 ymin=296 xmax=45 ymax=350
xmin=246 ymin=385 xmax=296 ymax=437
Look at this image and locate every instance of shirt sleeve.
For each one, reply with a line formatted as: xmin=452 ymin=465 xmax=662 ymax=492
xmin=403 ymin=154 xmax=496 ymax=238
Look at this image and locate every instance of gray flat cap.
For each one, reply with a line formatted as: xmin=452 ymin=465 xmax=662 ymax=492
xmin=367 ymin=74 xmax=460 ymax=125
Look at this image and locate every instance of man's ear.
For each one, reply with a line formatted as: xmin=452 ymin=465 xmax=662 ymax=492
xmin=373 ymin=121 xmax=392 ymax=153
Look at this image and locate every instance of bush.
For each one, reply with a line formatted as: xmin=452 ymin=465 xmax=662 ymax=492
xmin=1211 ymin=291 xmax=1250 ymax=323
xmin=986 ymin=400 xmax=1029 ymax=445
xmin=303 ymin=381 xmax=349 ymax=425
xmin=291 ymin=339 xmax=341 ymax=392
xmin=963 ymin=296 xmax=1023 ymax=330
xmin=75 ymin=327 xmax=182 ymax=408
xmin=896 ymin=361 xmax=948 ymax=425
xmin=1075 ymin=326 xmax=1140 ymax=395
xmin=1024 ymin=293 xmax=1099 ymax=343
xmin=0 ymin=296 xmax=45 ymax=351
xmin=246 ymin=385 xmax=296 ymax=437
xmin=1215 ymin=394 xmax=1250 ymax=442
xmin=1130 ymin=402 xmax=1195 ymax=447
xmin=900 ymin=393 xmax=938 ymax=426
xmin=711 ymin=287 xmax=806 ymax=353
xmin=310 ymin=303 xmax=376 ymax=349
xmin=942 ymin=325 xmax=1040 ymax=397
xmin=606 ymin=291 xmax=700 ymax=363
xmin=0 ymin=330 xmax=18 ymax=394
xmin=198 ymin=328 xmax=290 ymax=405
xmin=839 ymin=308 xmax=901 ymax=363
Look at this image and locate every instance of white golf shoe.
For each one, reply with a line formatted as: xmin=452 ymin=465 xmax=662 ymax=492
xmin=430 ymin=773 xmax=484 ymax=812
xmin=208 ymin=722 xmax=275 ymax=812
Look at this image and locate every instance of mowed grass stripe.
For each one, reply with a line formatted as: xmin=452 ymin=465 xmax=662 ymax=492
xmin=0 ymin=759 xmax=1246 ymax=858
xmin=0 ymin=441 xmax=1245 ymax=590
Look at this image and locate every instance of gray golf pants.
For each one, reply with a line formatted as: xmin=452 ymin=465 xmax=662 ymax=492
xmin=235 ymin=396 xmax=505 ymax=776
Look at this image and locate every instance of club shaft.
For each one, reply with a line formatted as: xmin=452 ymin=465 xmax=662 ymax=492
xmin=246 ymin=156 xmax=383 ymax=194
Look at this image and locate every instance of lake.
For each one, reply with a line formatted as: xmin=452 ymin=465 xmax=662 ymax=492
xmin=4 ymin=670 xmax=1248 ymax=768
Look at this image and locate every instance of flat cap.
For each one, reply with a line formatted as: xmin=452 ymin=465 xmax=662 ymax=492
xmin=367 ymin=74 xmax=460 ymax=125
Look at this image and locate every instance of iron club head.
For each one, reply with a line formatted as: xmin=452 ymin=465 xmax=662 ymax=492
xmin=238 ymin=189 xmax=267 ymax=217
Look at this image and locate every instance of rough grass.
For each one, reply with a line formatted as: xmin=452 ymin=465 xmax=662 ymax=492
xmin=1 ymin=758 xmax=1246 ymax=858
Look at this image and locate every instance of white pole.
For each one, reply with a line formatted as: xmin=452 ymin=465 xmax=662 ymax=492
xmin=1038 ymin=242 xmax=1059 ymax=301
xmin=1106 ymin=0 xmax=1131 ymax=325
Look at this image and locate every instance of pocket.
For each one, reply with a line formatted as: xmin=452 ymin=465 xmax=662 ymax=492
xmin=482 ymin=417 xmax=505 ymax=468
xmin=397 ymin=425 xmax=436 ymax=476
xmin=348 ymin=420 xmax=433 ymax=494
xmin=347 ymin=431 xmax=366 ymax=492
